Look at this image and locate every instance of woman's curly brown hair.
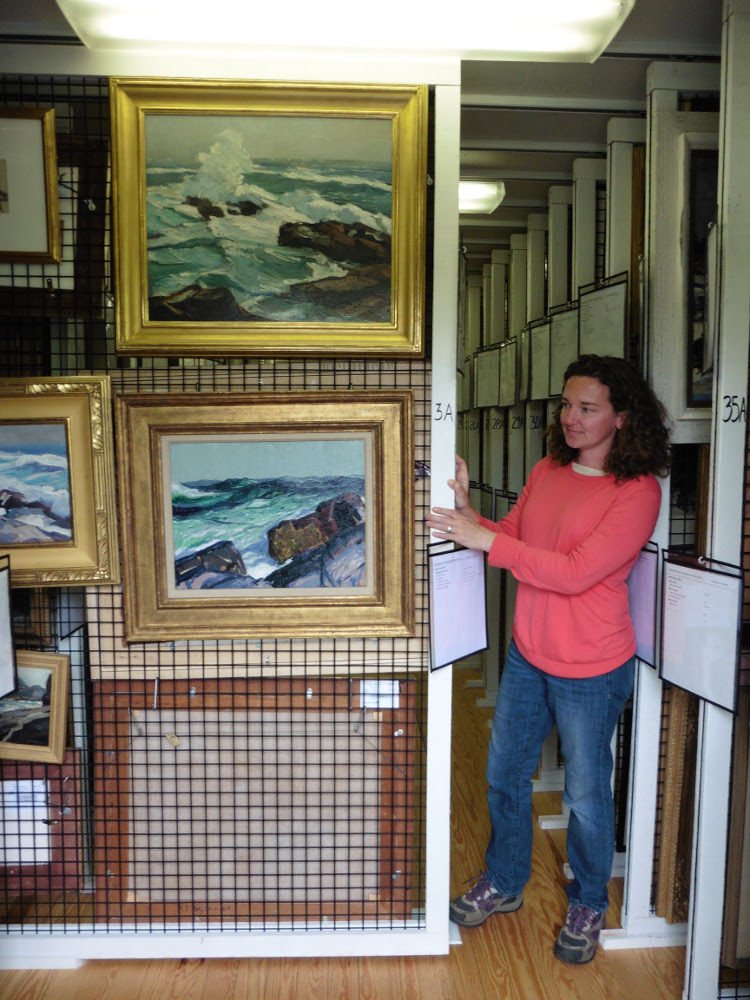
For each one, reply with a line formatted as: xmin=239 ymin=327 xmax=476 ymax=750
xmin=545 ymin=354 xmax=671 ymax=481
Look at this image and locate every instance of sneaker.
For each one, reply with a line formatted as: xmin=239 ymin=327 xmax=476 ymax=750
xmin=553 ymin=904 xmax=606 ymax=965
xmin=449 ymin=874 xmax=523 ymax=927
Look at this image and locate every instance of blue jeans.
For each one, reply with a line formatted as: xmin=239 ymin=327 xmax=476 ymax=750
xmin=484 ymin=639 xmax=635 ymax=913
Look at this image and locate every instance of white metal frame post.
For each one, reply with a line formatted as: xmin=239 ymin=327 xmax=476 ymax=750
xmin=482 ymin=263 xmax=492 ymax=348
xmin=683 ymin=5 xmax=750 ymax=997
xmin=605 ymin=118 xmax=646 ymax=278
xmin=427 ymin=78 xmax=464 ymax=958
xmin=547 ymin=186 xmax=573 ymax=309
xmin=572 ymin=158 xmax=606 ymax=293
xmin=490 ymin=250 xmax=509 ymax=345
xmin=526 ymin=212 xmax=548 ymax=323
xmin=508 ymin=234 xmax=528 ymax=341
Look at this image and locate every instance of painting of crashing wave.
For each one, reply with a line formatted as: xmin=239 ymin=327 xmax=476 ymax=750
xmin=144 ymin=114 xmax=393 ymax=326
xmin=0 ymin=422 xmax=72 ymax=545
xmin=167 ymin=436 xmax=368 ymax=593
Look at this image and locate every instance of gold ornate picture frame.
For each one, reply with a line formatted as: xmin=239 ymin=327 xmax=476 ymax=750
xmin=110 ymin=78 xmax=427 ymax=358
xmin=0 ymin=109 xmax=61 ymax=264
xmin=0 ymin=376 xmax=120 ymax=587
xmin=0 ymin=649 xmax=70 ymax=764
xmin=116 ymin=389 xmax=414 ymax=641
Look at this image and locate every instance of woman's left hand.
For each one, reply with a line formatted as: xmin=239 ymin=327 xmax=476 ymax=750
xmin=425 ymin=506 xmax=496 ymax=552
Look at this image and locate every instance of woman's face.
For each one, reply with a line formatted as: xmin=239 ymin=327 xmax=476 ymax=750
xmin=559 ymin=375 xmax=627 ymax=470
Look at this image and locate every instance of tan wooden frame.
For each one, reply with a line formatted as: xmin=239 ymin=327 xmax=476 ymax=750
xmin=110 ymin=77 xmax=427 ymax=357
xmin=93 ymin=677 xmax=416 ymax=923
xmin=116 ymin=389 xmax=414 ymax=641
xmin=0 ymin=649 xmax=70 ymax=764
xmin=0 ymin=377 xmax=120 ymax=587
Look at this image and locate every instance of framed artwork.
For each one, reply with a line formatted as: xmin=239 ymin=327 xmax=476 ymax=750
xmin=0 ymin=554 xmax=15 ymax=697
xmin=0 ymin=136 xmax=109 ymax=318
xmin=116 ymin=389 xmax=414 ymax=641
xmin=0 ymin=376 xmax=120 ymax=587
xmin=0 ymin=109 xmax=61 ymax=264
xmin=93 ymin=677 xmax=416 ymax=924
xmin=110 ymin=78 xmax=428 ymax=358
xmin=0 ymin=649 xmax=70 ymax=764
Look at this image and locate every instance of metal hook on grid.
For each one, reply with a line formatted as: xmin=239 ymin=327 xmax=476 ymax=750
xmin=57 ymin=776 xmax=73 ymax=816
xmin=152 ymin=677 xmax=159 ymax=711
xmin=57 ymin=174 xmax=75 ymax=197
xmin=352 ymin=706 xmax=367 ymax=735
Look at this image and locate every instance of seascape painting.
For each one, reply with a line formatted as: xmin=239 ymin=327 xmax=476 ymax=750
xmin=145 ymin=114 xmax=393 ymax=326
xmin=0 ymin=664 xmax=51 ymax=748
xmin=165 ymin=435 xmax=370 ymax=595
xmin=0 ymin=422 xmax=72 ymax=546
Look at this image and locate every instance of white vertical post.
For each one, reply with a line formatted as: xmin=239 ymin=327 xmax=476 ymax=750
xmin=427 ymin=80 xmax=463 ymax=952
xmin=606 ymin=118 xmax=646 ymax=279
xmin=465 ymin=274 xmax=483 ymax=360
xmin=548 ymin=185 xmax=573 ymax=309
xmin=482 ymin=263 xmax=492 ymax=348
xmin=526 ymin=213 xmax=548 ymax=323
xmin=572 ymin=158 xmax=606 ymax=293
xmin=683 ymin=4 xmax=750 ymax=997
xmin=490 ymin=249 xmax=509 ymax=344
xmin=509 ymin=234 xmax=527 ymax=339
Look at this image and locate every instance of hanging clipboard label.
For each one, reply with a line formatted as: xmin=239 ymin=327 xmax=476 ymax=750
xmin=626 ymin=542 xmax=658 ymax=667
xmin=428 ymin=545 xmax=489 ymax=671
xmin=660 ymin=552 xmax=742 ymax=713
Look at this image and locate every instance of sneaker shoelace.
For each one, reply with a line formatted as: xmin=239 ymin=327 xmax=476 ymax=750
xmin=566 ymin=904 xmax=598 ymax=936
xmin=464 ymin=874 xmax=495 ymax=903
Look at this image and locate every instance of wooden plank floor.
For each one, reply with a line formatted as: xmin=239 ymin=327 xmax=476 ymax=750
xmin=0 ymin=666 xmax=686 ymax=1000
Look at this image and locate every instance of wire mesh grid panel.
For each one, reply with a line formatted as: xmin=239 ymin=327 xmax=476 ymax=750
xmin=0 ymin=73 xmax=432 ymax=936
xmin=93 ymin=678 xmax=418 ymax=929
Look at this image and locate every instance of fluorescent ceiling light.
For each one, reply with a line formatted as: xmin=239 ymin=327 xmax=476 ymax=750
xmin=459 ymin=181 xmax=506 ymax=214
xmin=55 ymin=0 xmax=636 ymax=62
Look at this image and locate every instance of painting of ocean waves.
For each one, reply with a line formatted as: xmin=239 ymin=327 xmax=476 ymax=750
xmin=173 ymin=474 xmax=365 ymax=582
xmin=145 ymin=115 xmax=393 ymax=325
xmin=168 ymin=437 xmax=368 ymax=592
xmin=0 ymin=423 xmax=72 ymax=545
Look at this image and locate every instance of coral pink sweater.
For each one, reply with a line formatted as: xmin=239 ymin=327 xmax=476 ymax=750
xmin=478 ymin=457 xmax=662 ymax=678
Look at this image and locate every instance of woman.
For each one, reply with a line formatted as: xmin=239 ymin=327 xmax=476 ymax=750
xmin=426 ymin=354 xmax=670 ymax=965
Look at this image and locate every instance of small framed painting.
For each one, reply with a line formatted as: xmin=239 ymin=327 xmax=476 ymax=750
xmin=0 ymin=377 xmax=120 ymax=587
xmin=0 ymin=109 xmax=61 ymax=264
xmin=0 ymin=649 xmax=70 ymax=764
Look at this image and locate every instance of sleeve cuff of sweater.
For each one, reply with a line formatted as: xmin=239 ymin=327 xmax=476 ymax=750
xmin=487 ymin=532 xmax=525 ymax=570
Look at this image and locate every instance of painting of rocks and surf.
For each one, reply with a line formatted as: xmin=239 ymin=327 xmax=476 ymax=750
xmin=144 ymin=114 xmax=393 ymax=325
xmin=0 ymin=665 xmax=52 ymax=749
xmin=0 ymin=422 xmax=72 ymax=546
xmin=169 ymin=437 xmax=369 ymax=592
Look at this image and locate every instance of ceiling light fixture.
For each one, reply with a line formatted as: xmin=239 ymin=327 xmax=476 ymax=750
xmin=459 ymin=181 xmax=506 ymax=214
xmin=55 ymin=0 xmax=636 ymax=62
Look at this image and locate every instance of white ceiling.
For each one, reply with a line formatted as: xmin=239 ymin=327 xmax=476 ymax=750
xmin=0 ymin=0 xmax=725 ymax=255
